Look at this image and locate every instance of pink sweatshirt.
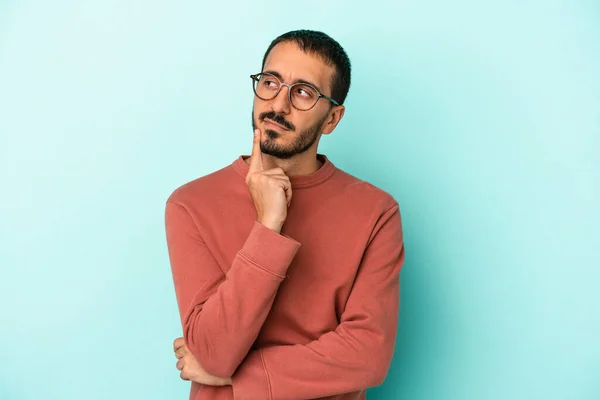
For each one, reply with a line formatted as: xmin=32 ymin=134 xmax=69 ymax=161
xmin=165 ymin=153 xmax=405 ymax=400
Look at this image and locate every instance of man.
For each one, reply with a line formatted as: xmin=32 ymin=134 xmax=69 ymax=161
xmin=165 ymin=30 xmax=405 ymax=400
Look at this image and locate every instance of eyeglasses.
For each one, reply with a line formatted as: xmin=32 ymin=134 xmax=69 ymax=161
xmin=250 ymin=72 xmax=340 ymax=111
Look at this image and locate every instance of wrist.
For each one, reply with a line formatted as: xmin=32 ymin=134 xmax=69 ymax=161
xmin=257 ymin=218 xmax=283 ymax=233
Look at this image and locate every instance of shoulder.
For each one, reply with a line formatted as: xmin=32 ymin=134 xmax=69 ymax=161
xmin=166 ymin=162 xmax=238 ymax=208
xmin=332 ymin=168 xmax=399 ymax=213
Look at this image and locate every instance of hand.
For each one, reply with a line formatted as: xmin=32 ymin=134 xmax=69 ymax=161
xmin=173 ymin=337 xmax=232 ymax=386
xmin=245 ymin=128 xmax=292 ymax=233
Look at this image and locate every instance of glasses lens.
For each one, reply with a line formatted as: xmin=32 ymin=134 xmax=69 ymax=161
xmin=254 ymin=73 xmax=279 ymax=100
xmin=289 ymin=84 xmax=319 ymax=110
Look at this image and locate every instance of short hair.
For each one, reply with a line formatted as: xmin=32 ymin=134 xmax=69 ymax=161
xmin=261 ymin=30 xmax=352 ymax=105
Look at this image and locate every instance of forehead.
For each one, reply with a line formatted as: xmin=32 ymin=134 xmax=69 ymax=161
xmin=263 ymin=41 xmax=335 ymax=93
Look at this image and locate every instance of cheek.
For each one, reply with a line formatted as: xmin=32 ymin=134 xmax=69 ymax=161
xmin=253 ymin=99 xmax=266 ymax=116
xmin=298 ymin=116 xmax=318 ymax=131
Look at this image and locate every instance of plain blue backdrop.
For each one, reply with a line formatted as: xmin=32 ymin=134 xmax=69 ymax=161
xmin=1 ymin=1 xmax=598 ymax=399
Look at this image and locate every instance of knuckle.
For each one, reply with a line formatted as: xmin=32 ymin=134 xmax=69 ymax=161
xmin=259 ymin=174 xmax=270 ymax=183
xmin=248 ymin=174 xmax=260 ymax=185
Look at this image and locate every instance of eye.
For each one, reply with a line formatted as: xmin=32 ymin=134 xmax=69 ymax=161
xmin=263 ymin=79 xmax=277 ymax=87
xmin=294 ymin=85 xmax=315 ymax=98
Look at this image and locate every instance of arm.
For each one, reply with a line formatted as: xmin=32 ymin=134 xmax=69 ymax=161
xmin=165 ymin=200 xmax=301 ymax=378
xmin=230 ymin=203 xmax=405 ymax=400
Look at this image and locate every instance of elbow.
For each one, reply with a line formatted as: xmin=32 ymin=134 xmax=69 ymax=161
xmin=364 ymin=345 xmax=394 ymax=387
xmin=364 ymin=361 xmax=391 ymax=387
xmin=369 ymin=364 xmax=390 ymax=387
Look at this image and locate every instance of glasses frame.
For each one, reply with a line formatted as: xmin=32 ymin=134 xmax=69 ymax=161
xmin=250 ymin=72 xmax=340 ymax=111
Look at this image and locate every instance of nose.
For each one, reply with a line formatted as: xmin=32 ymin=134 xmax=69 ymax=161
xmin=271 ymin=84 xmax=291 ymax=115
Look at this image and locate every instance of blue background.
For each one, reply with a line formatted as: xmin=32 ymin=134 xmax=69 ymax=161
xmin=1 ymin=1 xmax=598 ymax=399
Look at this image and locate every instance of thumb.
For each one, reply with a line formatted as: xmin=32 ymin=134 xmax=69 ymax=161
xmin=248 ymin=128 xmax=264 ymax=174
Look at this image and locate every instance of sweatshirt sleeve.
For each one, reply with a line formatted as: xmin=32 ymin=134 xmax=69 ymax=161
xmin=164 ymin=200 xmax=301 ymax=378
xmin=230 ymin=203 xmax=405 ymax=400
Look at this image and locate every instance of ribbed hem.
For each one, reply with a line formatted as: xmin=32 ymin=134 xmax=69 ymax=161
xmin=237 ymin=220 xmax=301 ymax=278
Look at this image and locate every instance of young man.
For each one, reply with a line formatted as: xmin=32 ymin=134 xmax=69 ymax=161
xmin=165 ymin=30 xmax=405 ymax=400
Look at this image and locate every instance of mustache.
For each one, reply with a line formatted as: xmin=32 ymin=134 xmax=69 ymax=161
xmin=259 ymin=111 xmax=295 ymax=131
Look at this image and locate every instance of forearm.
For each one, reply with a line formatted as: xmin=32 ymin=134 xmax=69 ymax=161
xmin=231 ymin=317 xmax=398 ymax=399
xmin=182 ymin=246 xmax=292 ymax=377
xmin=166 ymin=202 xmax=301 ymax=378
xmin=231 ymin=203 xmax=404 ymax=399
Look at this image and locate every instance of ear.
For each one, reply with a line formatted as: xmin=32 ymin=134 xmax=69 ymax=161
xmin=321 ymin=105 xmax=346 ymax=135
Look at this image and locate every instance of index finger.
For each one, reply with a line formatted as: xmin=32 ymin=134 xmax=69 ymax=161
xmin=248 ymin=128 xmax=264 ymax=174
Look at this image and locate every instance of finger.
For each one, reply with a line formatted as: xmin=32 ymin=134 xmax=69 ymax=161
xmin=269 ymin=177 xmax=293 ymax=207
xmin=282 ymin=180 xmax=292 ymax=207
xmin=265 ymin=176 xmax=291 ymax=188
xmin=173 ymin=337 xmax=185 ymax=352
xmin=260 ymin=167 xmax=287 ymax=176
xmin=248 ymin=128 xmax=264 ymax=174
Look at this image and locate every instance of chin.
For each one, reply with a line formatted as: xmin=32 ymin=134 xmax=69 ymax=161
xmin=264 ymin=128 xmax=286 ymax=139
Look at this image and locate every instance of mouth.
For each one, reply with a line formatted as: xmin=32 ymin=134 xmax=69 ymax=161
xmin=263 ymin=118 xmax=289 ymax=131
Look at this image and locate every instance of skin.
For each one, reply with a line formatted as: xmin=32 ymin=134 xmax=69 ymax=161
xmin=173 ymin=337 xmax=231 ymax=386
xmin=173 ymin=40 xmax=346 ymax=386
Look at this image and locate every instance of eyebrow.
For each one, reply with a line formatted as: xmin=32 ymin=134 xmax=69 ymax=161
xmin=262 ymin=70 xmax=324 ymax=94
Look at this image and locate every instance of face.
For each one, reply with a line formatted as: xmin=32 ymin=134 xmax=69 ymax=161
xmin=251 ymin=41 xmax=344 ymax=159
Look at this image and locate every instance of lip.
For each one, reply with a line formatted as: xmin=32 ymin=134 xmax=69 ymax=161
xmin=264 ymin=118 xmax=289 ymax=131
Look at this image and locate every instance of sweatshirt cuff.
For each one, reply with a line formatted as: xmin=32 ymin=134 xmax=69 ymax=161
xmin=231 ymin=350 xmax=270 ymax=399
xmin=238 ymin=220 xmax=301 ymax=278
